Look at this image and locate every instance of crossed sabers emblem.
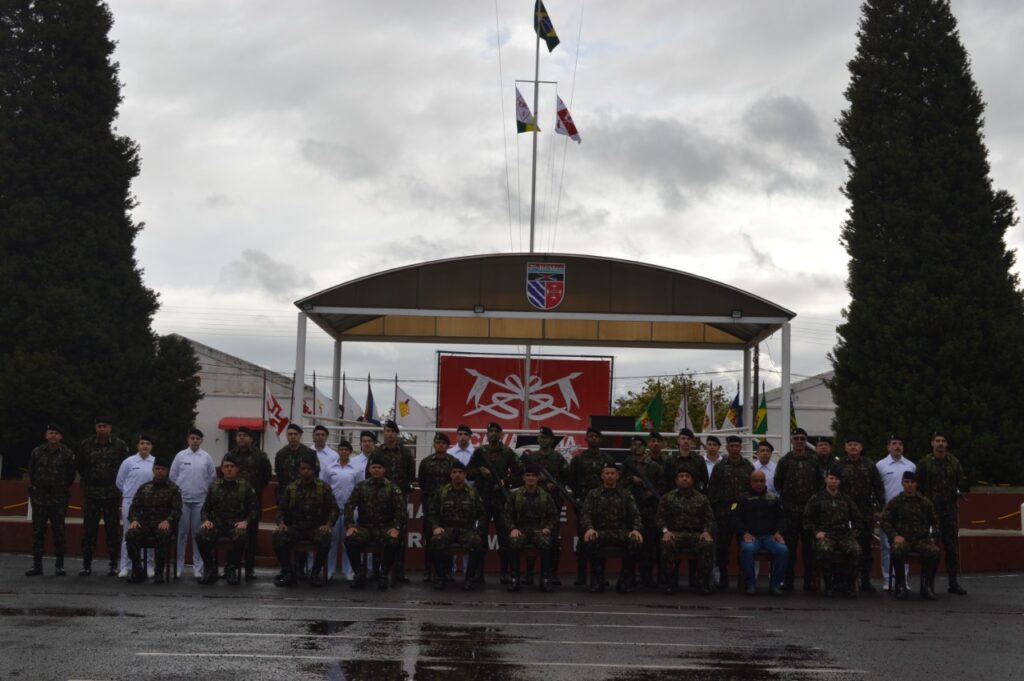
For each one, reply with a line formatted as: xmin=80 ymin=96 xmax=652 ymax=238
xmin=464 ymin=369 xmax=583 ymax=422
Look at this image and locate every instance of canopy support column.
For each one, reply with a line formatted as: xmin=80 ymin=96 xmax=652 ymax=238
xmin=742 ymin=345 xmax=752 ymax=437
xmin=331 ymin=339 xmax=342 ymax=421
xmin=291 ymin=312 xmax=307 ymax=424
xmin=780 ymin=322 xmax=792 ymax=452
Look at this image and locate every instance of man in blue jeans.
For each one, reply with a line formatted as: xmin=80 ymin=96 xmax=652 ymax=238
xmin=732 ymin=470 xmax=789 ymax=596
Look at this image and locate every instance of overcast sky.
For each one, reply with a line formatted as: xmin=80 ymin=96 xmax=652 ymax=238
xmin=105 ymin=0 xmax=1024 ymax=408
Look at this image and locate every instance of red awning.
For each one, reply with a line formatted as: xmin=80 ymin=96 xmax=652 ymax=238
xmin=217 ymin=417 xmax=265 ymax=430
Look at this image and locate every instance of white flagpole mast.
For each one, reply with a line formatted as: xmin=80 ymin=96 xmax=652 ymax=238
xmin=522 ymin=14 xmax=543 ymax=431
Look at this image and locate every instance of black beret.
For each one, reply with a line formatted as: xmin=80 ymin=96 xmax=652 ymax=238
xmin=383 ymin=419 xmax=399 ymax=431
xmin=538 ymin=426 xmax=555 ymax=438
xmin=299 ymin=453 xmax=317 ymax=468
xmin=676 ymin=468 xmax=694 ymax=479
xmin=451 ymin=460 xmax=467 ymax=472
xmin=816 ymin=436 xmax=833 ymax=445
xmin=368 ymin=455 xmax=387 ymax=468
xmin=586 ymin=427 xmax=602 ymax=436
xmin=360 ymin=430 xmax=377 ymax=441
xmin=792 ymin=427 xmax=809 ymax=437
xmin=337 ymin=439 xmax=352 ymax=450
xmin=602 ymin=461 xmax=619 ymax=471
xmin=631 ymin=435 xmax=646 ymax=444
xmin=313 ymin=424 xmax=329 ymax=434
xmin=153 ymin=457 xmax=172 ymax=469
xmin=237 ymin=426 xmax=254 ymax=437
xmin=902 ymin=470 xmax=917 ymax=481
xmin=888 ymin=434 xmax=904 ymax=444
xmin=931 ymin=431 xmax=947 ymax=440
xmin=845 ymin=434 xmax=864 ymax=445
xmin=523 ymin=463 xmax=542 ymax=475
xmin=705 ymin=435 xmax=721 ymax=445
xmin=433 ymin=432 xmax=451 ymax=444
xmin=137 ymin=434 xmax=153 ymax=444
xmin=222 ymin=453 xmax=239 ymax=466
xmin=94 ymin=416 xmax=113 ymax=425
xmin=286 ymin=423 xmax=303 ymax=434
xmin=678 ymin=427 xmax=695 ymax=438
xmin=188 ymin=427 xmax=204 ymax=438
xmin=827 ymin=465 xmax=843 ymax=479
xmin=756 ymin=440 xmax=774 ymax=452
xmin=725 ymin=435 xmax=742 ymax=444
xmin=46 ymin=423 xmax=63 ymax=435
xmin=648 ymin=431 xmax=662 ymax=440
xmin=456 ymin=424 xmax=472 ymax=434
xmin=487 ymin=422 xmax=503 ymax=431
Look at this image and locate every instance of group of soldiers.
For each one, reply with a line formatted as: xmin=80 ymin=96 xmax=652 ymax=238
xmin=24 ymin=418 xmax=968 ymax=601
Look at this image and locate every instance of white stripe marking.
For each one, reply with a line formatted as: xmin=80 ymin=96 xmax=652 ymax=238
xmin=256 ymin=603 xmax=753 ymax=619
xmin=187 ymin=631 xmax=710 ymax=646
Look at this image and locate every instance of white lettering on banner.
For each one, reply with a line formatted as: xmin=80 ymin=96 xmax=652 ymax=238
xmin=488 ymin=534 xmax=500 ymax=550
xmin=408 ymin=532 xmax=422 ymax=549
xmin=464 ymin=369 xmax=583 ymax=422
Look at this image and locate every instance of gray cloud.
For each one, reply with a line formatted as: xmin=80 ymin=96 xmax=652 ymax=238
xmin=220 ymin=249 xmax=315 ymax=302
xmin=204 ymin=194 xmax=231 ymax=208
xmin=300 ymin=139 xmax=380 ymax=182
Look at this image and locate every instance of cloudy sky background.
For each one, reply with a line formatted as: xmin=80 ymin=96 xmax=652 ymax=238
xmin=104 ymin=0 xmax=1024 ymax=408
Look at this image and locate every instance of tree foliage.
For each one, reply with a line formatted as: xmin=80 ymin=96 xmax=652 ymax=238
xmin=0 ymin=1 xmax=201 ymax=473
xmin=829 ymin=0 xmax=1024 ymax=483
xmin=613 ymin=373 xmax=732 ymax=438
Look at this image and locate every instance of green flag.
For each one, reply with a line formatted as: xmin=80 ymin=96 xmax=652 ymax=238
xmin=636 ymin=390 xmax=664 ymax=432
xmin=789 ymin=394 xmax=799 ymax=432
xmin=753 ymin=387 xmax=768 ymax=437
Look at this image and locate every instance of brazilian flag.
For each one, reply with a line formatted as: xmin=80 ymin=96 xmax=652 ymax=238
xmin=534 ymin=1 xmax=560 ymax=52
xmin=636 ymin=390 xmax=664 ymax=432
xmin=753 ymin=388 xmax=768 ymax=439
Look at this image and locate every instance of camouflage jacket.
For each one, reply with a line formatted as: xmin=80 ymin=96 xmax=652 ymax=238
xmin=503 ymin=486 xmax=558 ymax=533
xmin=274 ymin=444 xmax=317 ymax=492
xmin=916 ymin=454 xmax=965 ymax=508
xmin=621 ymin=456 xmax=664 ymax=510
xmin=568 ymin=449 xmax=614 ymax=503
xmin=201 ymin=478 xmax=258 ymax=526
xmin=881 ymin=493 xmax=939 ymax=542
xmin=370 ymin=443 xmax=417 ymax=494
xmin=417 ymin=454 xmax=461 ymax=503
xmin=708 ymin=456 xmax=755 ymax=511
xmin=428 ymin=483 xmax=486 ymax=529
xmin=229 ymin=446 xmax=273 ymax=493
xmin=656 ymin=488 xmax=715 ymax=534
xmin=804 ymin=490 xmax=862 ymax=536
xmin=277 ymin=478 xmax=339 ymax=528
xmin=521 ymin=448 xmax=570 ymax=500
xmin=28 ymin=444 xmax=77 ymax=505
xmin=129 ymin=479 xmax=183 ymax=526
xmin=468 ymin=442 xmax=522 ymax=503
xmin=835 ymin=455 xmax=885 ymax=514
xmin=77 ymin=435 xmax=130 ymax=500
xmin=774 ymin=451 xmax=824 ymax=512
xmin=580 ymin=486 xmax=643 ymax=533
xmin=661 ymin=452 xmax=710 ymax=494
xmin=344 ymin=477 xmax=407 ymax=528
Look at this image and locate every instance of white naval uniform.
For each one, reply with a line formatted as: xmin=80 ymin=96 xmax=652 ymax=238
xmin=115 ymin=453 xmax=154 ymax=571
xmin=170 ymin=447 xmax=215 ymax=577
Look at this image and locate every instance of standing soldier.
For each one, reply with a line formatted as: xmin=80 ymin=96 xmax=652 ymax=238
xmin=371 ymin=419 xmax=416 ymax=583
xmin=115 ymin=435 xmax=156 ymax=577
xmin=344 ymin=457 xmax=408 ymax=590
xmin=428 ymin=460 xmax=487 ymax=591
xmin=568 ymin=427 xmax=614 ymax=586
xmin=521 ymin=426 xmax=570 ymax=586
xmin=876 ymin=434 xmax=916 ymax=589
xmin=773 ymin=427 xmax=824 ymax=591
xmin=834 ymin=435 xmax=885 ymax=593
xmin=620 ymin=435 xmax=664 ymax=588
xmin=275 ymin=423 xmax=318 ymax=502
xmin=580 ymin=462 xmax=644 ymax=593
xmin=417 ymin=433 xmax=460 ymax=582
xmin=646 ymin=431 xmax=666 ymax=465
xmin=170 ymin=427 xmax=216 ymax=580
xmin=804 ymin=467 xmax=862 ymax=598
xmin=504 ymin=463 xmax=559 ymax=592
xmin=77 ymin=416 xmax=129 ymax=577
xmin=814 ymin=436 xmax=838 ymax=471
xmin=467 ymin=422 xmax=522 ymax=584
xmin=228 ymin=427 xmax=272 ymax=581
xmin=657 ymin=469 xmax=715 ymax=595
xmin=125 ymin=457 xmax=182 ymax=583
xmin=25 ymin=424 xmax=76 ymax=576
xmin=272 ymin=454 xmax=339 ymax=587
xmin=662 ymin=428 xmax=708 ymax=494
xmin=195 ymin=453 xmax=257 ymax=586
xmin=916 ymin=432 xmax=968 ymax=595
xmin=881 ymin=471 xmax=941 ymax=600
xmin=707 ymin=435 xmax=754 ymax=589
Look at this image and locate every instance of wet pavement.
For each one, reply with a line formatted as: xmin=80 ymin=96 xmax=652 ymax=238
xmin=1 ymin=554 xmax=1021 ymax=681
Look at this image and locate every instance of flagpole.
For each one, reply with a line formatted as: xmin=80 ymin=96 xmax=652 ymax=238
xmin=261 ymin=372 xmax=267 ymax=446
xmin=393 ymin=373 xmax=399 ymax=425
xmin=312 ymin=371 xmax=317 ymax=418
xmin=522 ymin=24 xmax=542 ymax=431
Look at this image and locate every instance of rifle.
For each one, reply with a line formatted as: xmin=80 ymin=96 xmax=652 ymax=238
xmin=530 ymin=456 xmax=579 ymax=514
xmin=478 ymin=448 xmax=512 ymax=503
xmin=617 ymin=453 xmax=661 ymax=503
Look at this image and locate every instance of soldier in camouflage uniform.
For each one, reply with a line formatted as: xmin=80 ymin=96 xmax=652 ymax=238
xmin=371 ymin=419 xmax=416 ymax=582
xmin=272 ymin=454 xmax=339 ymax=587
xmin=196 ymin=453 xmax=258 ymax=586
xmin=646 ymin=430 xmax=667 ymax=465
xmin=467 ymin=421 xmax=522 ymax=584
xmin=344 ymin=456 xmax=408 ymax=589
xmin=621 ymin=435 xmax=664 ymax=588
xmin=26 ymin=425 xmax=77 ymax=577
xmin=428 ymin=460 xmax=487 ymax=590
xmin=707 ymin=435 xmax=754 ymax=589
xmin=661 ymin=427 xmax=709 ymax=494
xmin=814 ymin=436 xmax=838 ymax=471
xmin=568 ymin=427 xmax=614 ymax=586
xmin=916 ymin=432 xmax=967 ymax=595
xmin=773 ymin=428 xmax=824 ymax=591
xmin=504 ymin=464 xmax=559 ymax=592
xmin=417 ymin=433 xmax=460 ymax=582
xmin=520 ymin=426 xmax=570 ymax=586
xmin=77 ymin=416 xmax=129 ymax=577
xmin=274 ymin=423 xmax=318 ymax=505
xmin=580 ymin=462 xmax=644 ymax=593
xmin=834 ymin=435 xmax=886 ymax=592
xmin=882 ymin=470 xmax=940 ymax=600
xmin=228 ymin=426 xmax=272 ymax=580
xmin=126 ymin=457 xmax=183 ymax=583
xmin=804 ymin=466 xmax=862 ymax=598
xmin=657 ymin=469 xmax=715 ymax=595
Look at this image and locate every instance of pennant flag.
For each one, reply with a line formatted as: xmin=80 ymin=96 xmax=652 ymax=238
xmin=635 ymin=390 xmax=664 ymax=432
xmin=363 ymin=379 xmax=380 ymax=426
xmin=341 ymin=383 xmax=361 ymax=421
xmin=789 ymin=393 xmax=799 ymax=433
xmin=720 ymin=387 xmax=742 ymax=429
xmin=673 ymin=383 xmax=693 ymax=433
xmin=753 ymin=384 xmax=768 ymax=438
xmin=516 ymin=87 xmax=539 ymax=133
xmin=701 ymin=381 xmax=717 ymax=432
xmin=305 ymin=387 xmax=332 ymax=417
xmin=265 ymin=385 xmax=289 ymax=436
xmin=534 ymin=0 xmax=560 ymax=52
xmin=555 ymin=96 xmax=581 ymax=143
xmin=396 ymin=385 xmax=435 ymax=429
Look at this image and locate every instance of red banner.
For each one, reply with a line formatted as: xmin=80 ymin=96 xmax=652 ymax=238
xmin=437 ymin=353 xmax=611 ymax=434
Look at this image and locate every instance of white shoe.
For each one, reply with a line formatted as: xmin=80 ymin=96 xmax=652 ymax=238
xmin=344 ymin=572 xmax=355 ymax=581
xmin=118 ymin=568 xmax=129 ymax=578
xmin=147 ymin=567 xmax=155 ymax=578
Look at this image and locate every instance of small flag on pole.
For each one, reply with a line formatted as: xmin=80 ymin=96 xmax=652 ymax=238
xmin=635 ymin=390 xmax=664 ymax=432
xmin=720 ymin=386 xmax=742 ymax=429
xmin=363 ymin=377 xmax=380 ymax=426
xmin=753 ymin=382 xmax=768 ymax=440
xmin=516 ymin=87 xmax=539 ymax=133
xmin=265 ymin=385 xmax=289 ymax=436
xmin=555 ymin=96 xmax=581 ymax=143
xmin=673 ymin=383 xmax=693 ymax=433
xmin=702 ymin=381 xmax=717 ymax=433
xmin=534 ymin=0 xmax=560 ymax=52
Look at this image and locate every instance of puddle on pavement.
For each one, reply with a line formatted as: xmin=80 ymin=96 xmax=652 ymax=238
xmin=307 ymin=620 xmax=357 ymax=635
xmin=611 ymin=644 xmax=836 ymax=681
xmin=0 ymin=605 xmax=142 ymax=618
xmin=417 ymin=622 xmax=515 ymax=661
xmin=303 ymin=659 xmax=529 ymax=681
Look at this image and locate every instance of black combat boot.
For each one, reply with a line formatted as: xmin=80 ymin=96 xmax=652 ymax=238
xmin=522 ymin=557 xmax=535 ymax=586
xmin=574 ymin=554 xmax=588 ymax=586
xmin=507 ymin=549 xmax=521 ymax=592
xmin=79 ymin=556 xmax=92 ymax=577
xmin=129 ymin=554 xmax=147 ymax=583
xmin=845 ymin=568 xmax=858 ymax=598
xmin=892 ymin=558 xmax=908 ymax=600
xmin=153 ymin=555 xmax=167 ymax=584
xmin=54 ymin=555 xmax=66 ymax=577
xmin=822 ymin=569 xmax=835 ymax=598
xmin=947 ymin=572 xmax=967 ymax=595
xmin=464 ymin=553 xmax=480 ymax=591
xmin=25 ymin=555 xmax=43 ymax=577
xmin=539 ymin=553 xmax=553 ymax=592
xmin=198 ymin=545 xmax=218 ymax=585
xmin=549 ymin=549 xmax=562 ymax=586
xmin=859 ymin=570 xmax=876 ymax=593
xmin=107 ymin=559 xmax=118 ymax=577
xmin=345 ymin=545 xmax=365 ymax=589
xmin=225 ymin=547 xmax=243 ymax=585
xmin=273 ymin=546 xmax=296 ymax=587
xmin=499 ymin=550 xmax=511 ymax=585
xmin=922 ymin=562 xmax=939 ymax=600
xmin=588 ymin=556 xmax=605 ymax=593
xmin=378 ymin=546 xmax=397 ymax=590
xmin=245 ymin=547 xmax=258 ymax=581
xmin=663 ymin=562 xmax=679 ymax=595
xmin=432 ymin=552 xmax=448 ymax=590
xmin=617 ymin=556 xmax=636 ymax=594
xmin=309 ymin=549 xmax=327 ymax=587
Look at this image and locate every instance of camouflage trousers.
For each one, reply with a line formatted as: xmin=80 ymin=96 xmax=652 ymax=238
xmin=196 ymin=524 xmax=248 ymax=553
xmin=126 ymin=523 xmax=174 ymax=562
xmin=272 ymin=525 xmax=331 ymax=553
xmin=935 ymin=505 xmax=960 ymax=573
xmin=81 ymin=497 xmax=120 ymax=560
xmin=813 ymin=532 xmax=861 ymax=568
xmin=429 ymin=527 xmax=482 ymax=553
xmin=507 ymin=529 xmax=553 ymax=551
xmin=31 ymin=503 xmax=68 ymax=556
xmin=346 ymin=525 xmax=402 ymax=550
xmin=660 ymin=531 xmax=713 ymax=578
xmin=890 ymin=537 xmax=940 ymax=561
xmin=582 ymin=529 xmax=641 ymax=557
xmin=852 ymin=516 xmax=875 ymax=574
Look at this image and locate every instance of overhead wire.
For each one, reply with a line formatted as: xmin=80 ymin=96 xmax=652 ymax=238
xmin=494 ymin=0 xmax=515 ymax=251
xmin=551 ymin=0 xmax=585 ymax=250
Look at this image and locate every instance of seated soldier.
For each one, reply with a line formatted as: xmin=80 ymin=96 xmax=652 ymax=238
xmin=272 ymin=454 xmax=339 ymax=587
xmin=881 ymin=471 xmax=941 ymax=601
xmin=804 ymin=466 xmax=862 ymax=598
xmin=580 ymin=462 xmax=644 ymax=594
xmin=428 ymin=460 xmax=486 ymax=591
xmin=504 ymin=463 xmax=559 ymax=592
xmin=733 ymin=470 xmax=789 ymax=596
xmin=196 ymin=453 xmax=257 ymax=586
xmin=344 ymin=456 xmax=407 ymax=590
xmin=657 ymin=469 xmax=715 ymax=595
xmin=125 ymin=457 xmax=182 ymax=583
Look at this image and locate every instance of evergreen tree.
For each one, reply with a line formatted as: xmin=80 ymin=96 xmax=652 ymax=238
xmin=0 ymin=1 xmax=201 ymax=474
xmin=829 ymin=0 xmax=1024 ymax=483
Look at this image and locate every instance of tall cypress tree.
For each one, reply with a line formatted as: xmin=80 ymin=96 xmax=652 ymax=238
xmin=0 ymin=1 xmax=201 ymax=473
xmin=830 ymin=0 xmax=1024 ymax=483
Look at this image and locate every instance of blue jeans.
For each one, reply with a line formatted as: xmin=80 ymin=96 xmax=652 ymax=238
xmin=740 ymin=536 xmax=789 ymax=587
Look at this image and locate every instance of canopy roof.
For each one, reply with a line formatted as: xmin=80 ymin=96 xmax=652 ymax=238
xmin=294 ymin=253 xmax=795 ymax=350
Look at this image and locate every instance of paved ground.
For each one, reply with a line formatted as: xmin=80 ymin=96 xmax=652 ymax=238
xmin=2 ymin=554 xmax=1021 ymax=681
